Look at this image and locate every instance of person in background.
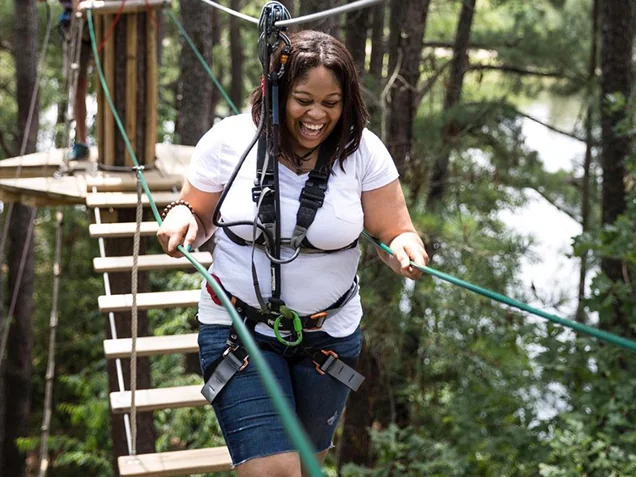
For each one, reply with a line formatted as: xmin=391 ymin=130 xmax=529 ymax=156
xmin=41 ymin=0 xmax=91 ymax=160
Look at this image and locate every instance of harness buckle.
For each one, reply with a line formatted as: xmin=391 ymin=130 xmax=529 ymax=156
xmin=223 ymin=346 xmax=249 ymax=372
xmin=314 ymin=350 xmax=338 ymax=375
xmin=308 ymin=311 xmax=328 ymax=329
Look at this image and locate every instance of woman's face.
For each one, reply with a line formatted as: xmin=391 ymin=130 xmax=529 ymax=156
xmin=285 ymin=65 xmax=343 ymax=154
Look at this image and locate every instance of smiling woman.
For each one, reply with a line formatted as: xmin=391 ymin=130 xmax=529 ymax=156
xmin=156 ymin=29 xmax=429 ymax=477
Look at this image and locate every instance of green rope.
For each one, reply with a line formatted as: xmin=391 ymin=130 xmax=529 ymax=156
xmin=86 ymin=11 xmax=323 ymax=476
xmin=362 ymin=232 xmax=636 ymax=353
xmin=166 ymin=9 xmax=240 ymax=115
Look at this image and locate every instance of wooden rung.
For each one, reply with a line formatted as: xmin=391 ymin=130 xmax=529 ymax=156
xmin=110 ymin=385 xmax=206 ymax=413
xmin=86 ymin=192 xmax=179 ymax=208
xmin=118 ymin=447 xmax=232 ymax=477
xmin=93 ymin=252 xmax=212 ymax=273
xmin=90 ymin=222 xmax=160 ymax=238
xmin=98 ymin=290 xmax=201 ymax=312
xmin=104 ymin=333 xmax=198 ymax=359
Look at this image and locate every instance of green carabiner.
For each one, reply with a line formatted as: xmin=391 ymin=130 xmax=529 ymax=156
xmin=274 ymin=308 xmax=303 ymax=346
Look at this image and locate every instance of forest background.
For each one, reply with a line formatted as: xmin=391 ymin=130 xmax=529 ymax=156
xmin=0 ymin=0 xmax=635 ymax=476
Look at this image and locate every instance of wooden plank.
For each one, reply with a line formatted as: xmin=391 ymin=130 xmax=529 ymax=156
xmin=84 ymin=174 xmax=180 ymax=192
xmin=103 ymin=333 xmax=198 ymax=359
xmin=103 ymin=13 xmax=116 ymax=167
xmin=125 ymin=14 xmax=138 ymax=167
xmin=98 ymin=289 xmax=201 ymax=312
xmin=118 ymin=447 xmax=232 ymax=477
xmin=89 ymin=221 xmax=160 ymax=238
xmin=85 ymin=191 xmax=179 ymax=208
xmin=110 ymin=385 xmax=207 ymax=413
xmin=93 ymin=252 xmax=212 ymax=273
xmin=145 ymin=7 xmax=158 ymax=167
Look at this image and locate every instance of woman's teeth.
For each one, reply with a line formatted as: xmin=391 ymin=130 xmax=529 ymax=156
xmin=300 ymin=122 xmax=324 ymax=137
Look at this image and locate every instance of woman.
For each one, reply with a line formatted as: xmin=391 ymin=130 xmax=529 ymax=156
xmin=157 ymin=30 xmax=428 ymax=477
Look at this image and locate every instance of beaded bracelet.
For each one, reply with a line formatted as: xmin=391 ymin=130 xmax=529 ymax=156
xmin=161 ymin=200 xmax=195 ymax=220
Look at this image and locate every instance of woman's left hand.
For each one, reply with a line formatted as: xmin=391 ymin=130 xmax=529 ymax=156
xmin=387 ymin=232 xmax=429 ymax=279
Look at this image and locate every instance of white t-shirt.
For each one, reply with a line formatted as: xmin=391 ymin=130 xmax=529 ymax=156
xmin=187 ymin=113 xmax=399 ymax=337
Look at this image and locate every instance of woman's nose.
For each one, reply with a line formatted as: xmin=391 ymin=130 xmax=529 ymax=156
xmin=307 ymin=104 xmax=327 ymax=120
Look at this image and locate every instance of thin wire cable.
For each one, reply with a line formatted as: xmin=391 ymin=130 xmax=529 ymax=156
xmin=0 ymin=209 xmax=37 ymax=370
xmin=363 ymin=232 xmax=636 ymax=353
xmin=93 ymin=201 xmax=134 ymax=454
xmin=37 ymin=208 xmax=64 ymax=477
xmin=198 ymin=0 xmax=259 ymax=24
xmin=275 ymin=0 xmax=384 ymax=27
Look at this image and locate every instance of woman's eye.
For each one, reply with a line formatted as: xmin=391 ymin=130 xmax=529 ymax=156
xmin=296 ymin=98 xmax=312 ymax=105
xmin=323 ymin=102 xmax=339 ymax=108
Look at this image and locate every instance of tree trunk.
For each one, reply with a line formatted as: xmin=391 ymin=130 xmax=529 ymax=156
xmin=427 ymin=0 xmax=477 ymax=208
xmin=576 ymin=0 xmax=598 ymax=324
xmin=210 ymin=5 xmax=222 ymax=119
xmin=1 ymin=2 xmax=39 ymax=476
xmin=599 ymin=0 xmax=633 ymax=332
xmin=386 ymin=0 xmax=431 ymax=176
xmin=365 ymin=3 xmax=385 ymax=132
xmin=229 ymin=0 xmax=244 ymax=111
xmin=345 ymin=0 xmax=369 ymax=78
xmin=105 ymin=215 xmax=156 ymax=476
xmin=176 ymin=0 xmax=214 ymax=146
xmin=300 ymin=0 xmax=340 ymax=35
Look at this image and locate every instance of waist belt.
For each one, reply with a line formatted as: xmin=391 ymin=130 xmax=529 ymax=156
xmin=201 ymin=276 xmax=364 ymax=404
xmin=205 ymin=275 xmax=359 ymax=331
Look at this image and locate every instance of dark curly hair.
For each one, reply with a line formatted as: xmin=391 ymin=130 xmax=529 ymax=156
xmin=250 ymin=30 xmax=368 ymax=168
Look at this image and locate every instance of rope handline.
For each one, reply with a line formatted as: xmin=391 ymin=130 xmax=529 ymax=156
xmin=86 ymin=11 xmax=322 ymax=473
xmin=362 ymin=232 xmax=636 ymax=353
xmin=36 ymin=208 xmax=64 ymax=477
xmin=0 ymin=2 xmax=54 ymax=353
xmin=130 ymin=173 xmax=143 ymax=456
xmin=166 ymin=9 xmax=239 ymax=115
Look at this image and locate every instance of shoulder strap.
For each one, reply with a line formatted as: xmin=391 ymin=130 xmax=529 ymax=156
xmin=289 ymin=146 xmax=332 ymax=249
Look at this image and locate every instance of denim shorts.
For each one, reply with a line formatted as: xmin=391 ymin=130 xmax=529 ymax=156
xmin=198 ymin=322 xmax=363 ymax=466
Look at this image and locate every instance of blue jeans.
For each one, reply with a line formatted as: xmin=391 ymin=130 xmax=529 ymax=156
xmin=198 ymin=323 xmax=363 ymax=466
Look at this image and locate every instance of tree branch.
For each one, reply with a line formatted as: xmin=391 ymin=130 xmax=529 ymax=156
xmin=415 ymin=60 xmax=452 ymax=103
xmin=526 ymin=186 xmax=580 ymax=223
xmin=512 ymin=107 xmax=591 ymax=143
xmin=466 ymin=63 xmax=570 ymax=79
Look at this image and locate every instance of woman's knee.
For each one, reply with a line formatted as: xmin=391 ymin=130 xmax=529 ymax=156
xmin=236 ymin=451 xmax=302 ymax=477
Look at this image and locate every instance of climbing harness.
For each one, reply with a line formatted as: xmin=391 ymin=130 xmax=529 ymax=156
xmin=203 ymin=2 xmax=365 ymax=404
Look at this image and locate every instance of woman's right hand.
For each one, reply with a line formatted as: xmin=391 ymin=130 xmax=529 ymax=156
xmin=156 ymin=205 xmax=199 ymax=258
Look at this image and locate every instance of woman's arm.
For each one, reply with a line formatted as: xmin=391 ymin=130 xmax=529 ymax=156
xmin=362 ymin=179 xmax=429 ymax=279
xmin=156 ymin=179 xmax=221 ymax=258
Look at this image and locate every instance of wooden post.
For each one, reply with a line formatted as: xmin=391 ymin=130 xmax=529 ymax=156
xmin=90 ymin=1 xmax=166 ymax=169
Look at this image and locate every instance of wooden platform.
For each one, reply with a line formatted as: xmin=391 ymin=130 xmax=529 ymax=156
xmin=90 ymin=222 xmax=160 ymax=238
xmin=0 ymin=143 xmax=193 ymax=206
xmin=118 ymin=447 xmax=232 ymax=477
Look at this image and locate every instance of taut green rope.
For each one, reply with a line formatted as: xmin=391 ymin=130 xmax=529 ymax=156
xmin=86 ymin=10 xmax=323 ymax=476
xmin=363 ymin=232 xmax=636 ymax=353
xmin=166 ymin=9 xmax=240 ymax=115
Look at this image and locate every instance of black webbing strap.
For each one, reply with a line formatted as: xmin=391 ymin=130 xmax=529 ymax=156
xmin=201 ymin=346 xmax=249 ymax=404
xmin=290 ymin=147 xmax=331 ymax=249
xmin=310 ymin=349 xmax=365 ymax=392
xmin=252 ymin=137 xmax=276 ymax=231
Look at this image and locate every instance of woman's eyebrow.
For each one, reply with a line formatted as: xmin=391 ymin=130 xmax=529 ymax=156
xmin=293 ymin=89 xmax=342 ymax=97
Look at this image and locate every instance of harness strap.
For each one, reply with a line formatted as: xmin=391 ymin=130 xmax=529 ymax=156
xmin=310 ymin=349 xmax=365 ymax=392
xmin=201 ymin=346 xmax=249 ymax=404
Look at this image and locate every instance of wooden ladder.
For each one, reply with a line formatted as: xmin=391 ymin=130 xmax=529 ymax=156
xmin=87 ymin=191 xmax=233 ymax=477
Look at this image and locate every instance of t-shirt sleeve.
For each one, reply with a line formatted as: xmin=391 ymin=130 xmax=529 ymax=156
xmin=359 ymin=129 xmax=400 ymax=192
xmin=186 ymin=120 xmax=228 ymax=193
